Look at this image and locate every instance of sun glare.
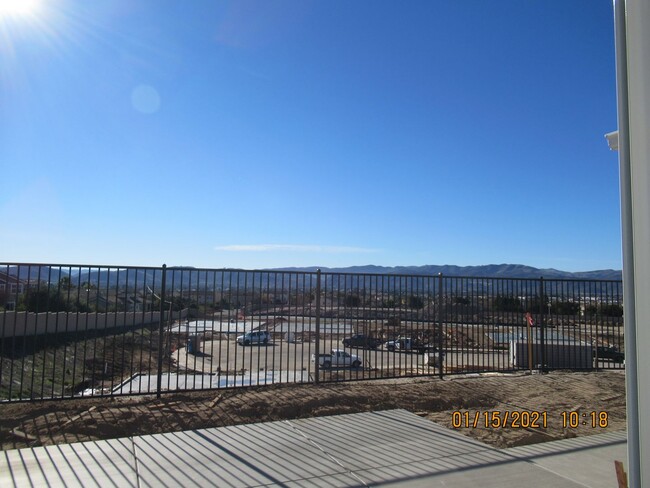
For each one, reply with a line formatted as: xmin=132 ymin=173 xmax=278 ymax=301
xmin=0 ymin=0 xmax=40 ymax=18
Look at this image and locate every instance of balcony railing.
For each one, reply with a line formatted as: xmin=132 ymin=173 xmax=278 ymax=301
xmin=0 ymin=263 xmax=624 ymax=402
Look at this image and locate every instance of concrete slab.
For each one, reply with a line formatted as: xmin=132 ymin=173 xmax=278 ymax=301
xmin=109 ymin=371 xmax=311 ymax=395
xmin=290 ymin=410 xmax=588 ymax=487
xmin=288 ymin=409 xmax=497 ymax=471
xmin=351 ymin=453 xmax=587 ymax=487
xmin=503 ymin=430 xmax=627 ymax=488
xmin=0 ymin=437 xmax=137 ymax=488
xmin=133 ymin=421 xmax=360 ymax=487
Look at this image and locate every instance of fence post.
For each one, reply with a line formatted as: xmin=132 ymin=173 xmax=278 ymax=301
xmin=538 ymin=276 xmax=546 ymax=373
xmin=437 ymin=273 xmax=444 ymax=379
xmin=314 ymin=269 xmax=321 ymax=384
xmin=156 ymin=264 xmax=167 ymax=399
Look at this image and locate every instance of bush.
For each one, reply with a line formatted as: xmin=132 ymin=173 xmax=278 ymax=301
xmin=344 ymin=294 xmax=361 ymax=307
xmin=600 ymin=303 xmax=623 ymax=317
xmin=20 ymin=288 xmax=69 ymax=312
xmin=408 ymin=295 xmax=424 ymax=309
xmin=493 ymin=295 xmax=522 ymax=312
xmin=551 ymin=301 xmax=581 ymax=315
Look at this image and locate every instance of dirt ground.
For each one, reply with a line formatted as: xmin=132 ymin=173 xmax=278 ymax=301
xmin=0 ymin=370 xmax=626 ymax=451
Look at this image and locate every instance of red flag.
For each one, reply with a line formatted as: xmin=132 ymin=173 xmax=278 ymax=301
xmin=525 ymin=312 xmax=534 ymax=327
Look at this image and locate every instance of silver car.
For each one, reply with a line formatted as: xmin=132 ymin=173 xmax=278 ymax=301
xmin=236 ymin=330 xmax=270 ymax=346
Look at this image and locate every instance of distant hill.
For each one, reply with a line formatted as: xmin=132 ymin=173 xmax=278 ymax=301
xmin=274 ymin=264 xmax=622 ymax=281
xmin=3 ymin=263 xmax=622 ymax=291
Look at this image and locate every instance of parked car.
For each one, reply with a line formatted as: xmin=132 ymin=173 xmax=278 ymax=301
xmin=423 ymin=349 xmax=445 ymax=367
xmin=342 ymin=334 xmax=383 ymax=349
xmin=311 ymin=349 xmax=362 ymax=368
xmin=384 ymin=337 xmax=434 ymax=354
xmin=236 ymin=330 xmax=270 ymax=346
xmin=593 ymin=345 xmax=624 ymax=363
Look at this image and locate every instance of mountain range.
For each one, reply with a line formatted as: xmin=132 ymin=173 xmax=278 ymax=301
xmin=4 ymin=263 xmax=622 ymax=287
xmin=274 ymin=264 xmax=622 ymax=281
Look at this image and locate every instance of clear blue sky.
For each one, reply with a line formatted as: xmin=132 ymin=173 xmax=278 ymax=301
xmin=1 ymin=0 xmax=621 ymax=271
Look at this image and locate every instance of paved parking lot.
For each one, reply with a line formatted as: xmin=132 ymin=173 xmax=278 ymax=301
xmin=167 ymin=317 xmax=619 ymax=381
xmin=174 ymin=336 xmax=510 ymax=376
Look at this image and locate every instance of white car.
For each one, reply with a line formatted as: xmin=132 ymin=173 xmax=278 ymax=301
xmin=311 ymin=349 xmax=362 ymax=368
xmin=236 ymin=330 xmax=270 ymax=346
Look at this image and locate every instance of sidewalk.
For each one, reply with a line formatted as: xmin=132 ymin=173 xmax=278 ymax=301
xmin=0 ymin=409 xmax=627 ymax=487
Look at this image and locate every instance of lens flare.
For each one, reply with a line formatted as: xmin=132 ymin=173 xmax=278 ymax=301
xmin=0 ymin=0 xmax=40 ymax=17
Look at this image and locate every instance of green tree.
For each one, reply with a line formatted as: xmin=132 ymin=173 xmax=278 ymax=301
xmin=527 ymin=294 xmax=550 ymax=313
xmin=600 ymin=303 xmax=623 ymax=317
xmin=214 ymin=298 xmax=232 ymax=310
xmin=385 ymin=317 xmax=401 ymax=328
xmin=344 ymin=294 xmax=361 ymax=307
xmin=493 ymin=295 xmax=522 ymax=312
xmin=170 ymin=296 xmax=196 ymax=311
xmin=408 ymin=295 xmax=424 ymax=309
xmin=20 ymin=288 xmax=68 ymax=312
xmin=59 ymin=276 xmax=74 ymax=290
xmin=551 ymin=301 xmax=580 ymax=315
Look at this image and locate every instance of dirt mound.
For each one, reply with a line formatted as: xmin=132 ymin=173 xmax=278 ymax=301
xmin=0 ymin=370 xmax=626 ymax=451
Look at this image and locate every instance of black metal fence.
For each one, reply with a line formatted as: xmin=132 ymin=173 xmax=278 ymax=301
xmin=0 ymin=263 xmax=624 ymax=402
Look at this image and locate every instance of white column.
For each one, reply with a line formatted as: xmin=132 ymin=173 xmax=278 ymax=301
xmin=617 ymin=0 xmax=650 ymax=486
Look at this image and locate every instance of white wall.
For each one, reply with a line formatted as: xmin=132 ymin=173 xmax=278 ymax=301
xmin=0 ymin=309 xmax=189 ymax=338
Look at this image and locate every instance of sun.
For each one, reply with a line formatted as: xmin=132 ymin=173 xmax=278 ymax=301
xmin=0 ymin=0 xmax=40 ymax=18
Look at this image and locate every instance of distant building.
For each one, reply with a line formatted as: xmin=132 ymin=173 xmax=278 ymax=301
xmin=0 ymin=271 xmax=28 ymax=295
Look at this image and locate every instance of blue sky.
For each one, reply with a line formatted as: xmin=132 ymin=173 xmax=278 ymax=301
xmin=1 ymin=0 xmax=621 ymax=271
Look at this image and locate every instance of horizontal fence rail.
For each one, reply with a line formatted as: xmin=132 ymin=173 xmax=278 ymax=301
xmin=0 ymin=263 xmax=624 ymax=402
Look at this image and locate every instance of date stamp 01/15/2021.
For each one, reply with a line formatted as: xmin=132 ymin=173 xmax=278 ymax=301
xmin=451 ymin=410 xmax=610 ymax=430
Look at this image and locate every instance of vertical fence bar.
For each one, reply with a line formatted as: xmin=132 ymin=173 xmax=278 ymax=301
xmin=258 ymin=272 xmax=264 ymax=384
xmin=226 ymin=271 xmax=234 ymax=388
xmin=538 ymin=276 xmax=546 ymax=372
xmin=145 ymin=269 xmax=155 ymax=394
xmin=167 ymin=264 xmax=175 ymax=390
xmin=277 ymin=273 xmax=284 ymax=383
xmin=156 ymin=264 xmax=167 ymax=399
xmin=437 ymin=273 xmax=444 ymax=379
xmin=134 ymin=268 xmax=143 ymax=395
xmin=228 ymin=271 xmax=238 ymax=384
xmin=244 ymin=272 xmax=252 ymax=386
xmin=99 ymin=267 xmax=111 ymax=397
xmin=290 ymin=273 xmax=297 ymax=383
xmin=213 ymin=270 xmax=221 ymax=385
xmin=314 ymin=269 xmax=321 ymax=384
xmin=574 ymin=280 xmax=580 ymax=369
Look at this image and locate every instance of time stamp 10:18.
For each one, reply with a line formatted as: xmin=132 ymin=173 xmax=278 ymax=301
xmin=451 ymin=410 xmax=609 ymax=429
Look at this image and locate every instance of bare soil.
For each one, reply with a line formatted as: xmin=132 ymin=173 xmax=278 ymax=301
xmin=0 ymin=370 xmax=626 ymax=451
